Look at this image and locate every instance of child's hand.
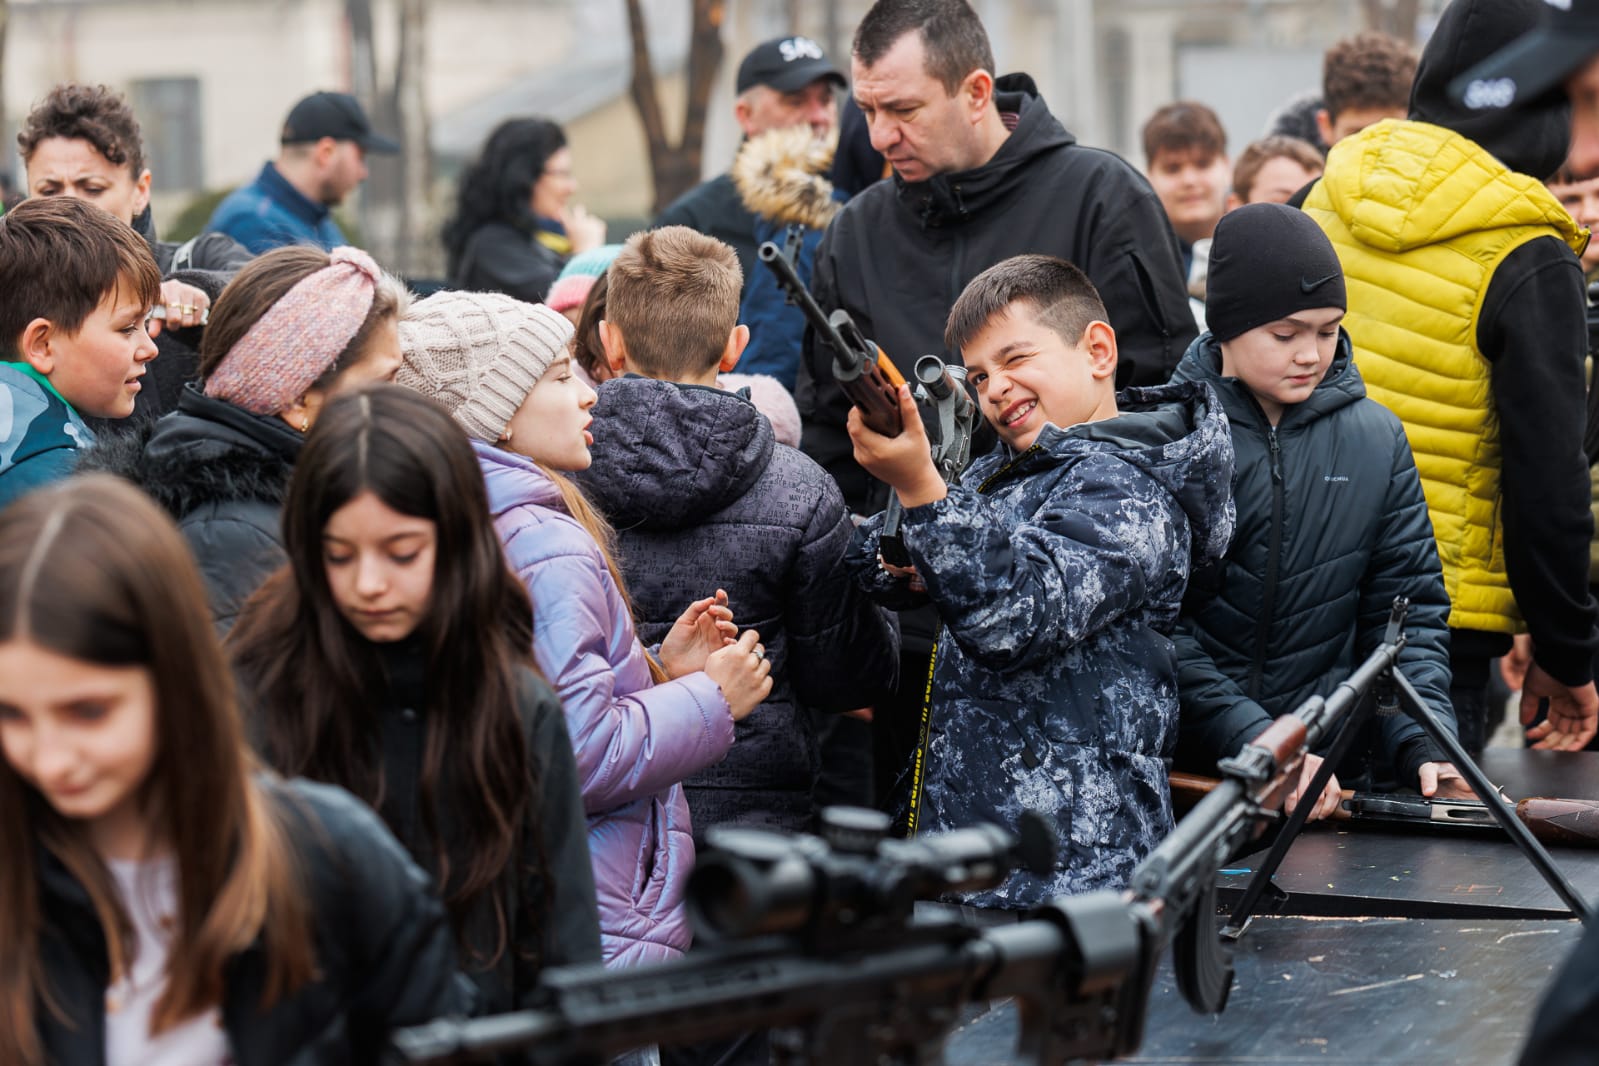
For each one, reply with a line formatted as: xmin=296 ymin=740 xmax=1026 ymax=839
xmin=1418 ymin=762 xmax=1474 ymax=800
xmin=1283 ymin=752 xmax=1343 ymax=822
xmin=705 ymin=629 xmax=773 ymax=722
xmin=847 ymin=384 xmax=946 ymax=508
xmin=658 ymin=589 xmax=736 ymax=678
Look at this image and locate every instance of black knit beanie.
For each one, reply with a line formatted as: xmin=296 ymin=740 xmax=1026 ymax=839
xmin=1206 ymin=202 xmax=1347 ymax=342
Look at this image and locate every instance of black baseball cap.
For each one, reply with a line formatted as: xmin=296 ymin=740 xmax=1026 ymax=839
xmin=736 ymin=36 xmax=846 ymax=95
xmin=1449 ymin=0 xmax=1599 ymax=110
xmin=280 ymin=91 xmax=400 ymax=153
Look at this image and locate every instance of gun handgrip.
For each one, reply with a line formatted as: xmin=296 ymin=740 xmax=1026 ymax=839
xmin=843 ymin=353 xmax=908 ymax=437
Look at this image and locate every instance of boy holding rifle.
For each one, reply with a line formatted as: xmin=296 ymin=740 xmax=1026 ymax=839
xmin=845 ymin=254 xmax=1235 ymax=908
xmin=1170 ymin=203 xmax=1468 ymax=818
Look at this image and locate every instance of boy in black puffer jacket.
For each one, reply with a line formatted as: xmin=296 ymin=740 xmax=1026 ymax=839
xmin=574 ymin=226 xmax=899 ymax=845
xmin=1171 ymin=202 xmax=1466 ymax=817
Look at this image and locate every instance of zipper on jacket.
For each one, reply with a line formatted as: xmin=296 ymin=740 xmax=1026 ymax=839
xmin=1247 ymin=426 xmax=1285 ymax=700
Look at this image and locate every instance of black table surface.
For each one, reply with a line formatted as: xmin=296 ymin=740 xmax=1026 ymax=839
xmin=944 ymin=916 xmax=1582 ymax=1065
xmin=1214 ymin=748 xmax=1599 ymax=920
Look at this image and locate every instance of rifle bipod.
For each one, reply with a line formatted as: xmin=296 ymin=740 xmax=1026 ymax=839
xmin=1218 ymin=599 xmax=1594 ymax=938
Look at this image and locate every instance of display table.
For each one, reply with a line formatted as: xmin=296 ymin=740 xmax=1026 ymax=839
xmin=944 ymin=916 xmax=1581 ymax=1065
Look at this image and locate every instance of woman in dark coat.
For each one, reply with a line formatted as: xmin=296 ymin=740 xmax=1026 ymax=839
xmin=443 ymin=117 xmax=606 ymax=302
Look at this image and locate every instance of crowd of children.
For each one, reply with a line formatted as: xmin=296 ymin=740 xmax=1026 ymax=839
xmin=3 ymin=0 xmax=1598 ymax=1061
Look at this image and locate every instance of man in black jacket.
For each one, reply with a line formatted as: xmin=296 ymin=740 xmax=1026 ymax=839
xmin=797 ymin=0 xmax=1197 ymax=519
xmin=798 ymin=0 xmax=1196 ymax=805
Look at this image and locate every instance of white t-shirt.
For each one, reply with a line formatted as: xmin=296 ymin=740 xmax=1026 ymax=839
xmin=104 ymin=856 xmax=234 ymax=1066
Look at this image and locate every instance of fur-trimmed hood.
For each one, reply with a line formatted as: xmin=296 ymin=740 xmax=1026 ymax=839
xmin=732 ymin=124 xmax=841 ymax=230
xmin=81 ymin=383 xmax=302 ymax=520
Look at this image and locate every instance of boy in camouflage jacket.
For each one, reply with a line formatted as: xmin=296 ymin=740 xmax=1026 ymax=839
xmin=847 ymin=254 xmax=1235 ymax=909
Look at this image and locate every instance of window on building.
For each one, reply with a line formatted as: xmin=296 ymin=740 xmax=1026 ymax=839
xmin=131 ymin=77 xmax=204 ymax=191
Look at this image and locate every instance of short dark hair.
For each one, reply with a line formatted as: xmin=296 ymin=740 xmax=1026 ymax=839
xmin=1322 ymin=31 xmax=1417 ymax=120
xmin=1142 ymin=101 xmax=1227 ymax=167
xmin=853 ymin=0 xmax=995 ymax=95
xmin=1231 ymin=136 xmax=1324 ymax=200
xmin=0 ymin=197 xmax=160 ymax=355
xmin=945 ymin=254 xmax=1107 ymax=355
xmin=605 ymin=226 xmax=742 ymax=379
xmin=17 ymin=83 xmax=146 ymax=177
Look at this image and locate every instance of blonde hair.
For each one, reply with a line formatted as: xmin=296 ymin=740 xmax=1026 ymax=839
xmin=604 ymin=226 xmax=742 ymax=380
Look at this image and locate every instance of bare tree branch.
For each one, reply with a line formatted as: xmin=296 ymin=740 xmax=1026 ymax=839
xmin=626 ymin=0 xmax=727 ymax=214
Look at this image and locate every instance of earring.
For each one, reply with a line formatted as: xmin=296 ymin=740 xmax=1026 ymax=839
xmin=501 ymin=428 xmax=514 ymax=443
xmin=299 ymin=413 xmax=311 ymax=433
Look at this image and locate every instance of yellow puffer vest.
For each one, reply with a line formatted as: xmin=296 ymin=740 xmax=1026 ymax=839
xmin=1303 ymin=120 xmax=1588 ymax=634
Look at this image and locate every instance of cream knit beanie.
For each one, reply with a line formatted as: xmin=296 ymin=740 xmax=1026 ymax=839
xmin=396 ymin=291 xmax=575 ymax=442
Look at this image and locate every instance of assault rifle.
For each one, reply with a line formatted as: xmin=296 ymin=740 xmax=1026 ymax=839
xmin=391 ymin=599 xmax=1588 ymax=1065
xmin=760 ymin=231 xmax=976 ymax=566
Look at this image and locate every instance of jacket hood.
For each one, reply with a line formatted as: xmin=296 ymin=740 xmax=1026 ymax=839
xmin=1315 ymin=119 xmax=1585 ymax=254
xmin=474 ymin=438 xmax=568 ymax=517
xmin=1409 ymin=0 xmax=1571 ymax=180
xmin=576 ymin=377 xmax=774 ymax=530
xmin=896 ymin=80 xmax=1075 ymax=228
xmin=732 ymin=124 xmax=841 ymax=230
xmin=1172 ymin=330 xmax=1364 ymax=429
xmin=1030 ymin=379 xmax=1235 ymax=575
xmin=80 ymin=384 xmax=301 ymax=518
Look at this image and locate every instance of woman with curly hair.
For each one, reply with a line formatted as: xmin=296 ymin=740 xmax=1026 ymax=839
xmin=443 ymin=117 xmax=606 ymax=303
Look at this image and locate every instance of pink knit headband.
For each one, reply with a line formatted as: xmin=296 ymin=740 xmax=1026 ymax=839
xmin=204 ymin=246 xmax=381 ymax=415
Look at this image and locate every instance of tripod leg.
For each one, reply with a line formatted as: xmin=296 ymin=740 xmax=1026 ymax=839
xmin=1221 ymin=690 xmax=1371 ymax=937
xmin=1391 ymin=668 xmax=1593 ymax=924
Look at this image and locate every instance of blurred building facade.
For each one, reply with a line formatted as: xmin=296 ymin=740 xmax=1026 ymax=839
xmin=3 ymin=0 xmax=1445 ymax=269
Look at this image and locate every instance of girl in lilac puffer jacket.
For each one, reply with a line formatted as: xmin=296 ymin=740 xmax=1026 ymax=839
xmin=397 ymin=291 xmax=772 ymax=966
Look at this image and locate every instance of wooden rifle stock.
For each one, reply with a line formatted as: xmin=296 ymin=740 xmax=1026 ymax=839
xmin=758 ymin=239 xmax=906 ymax=436
xmin=1170 ymin=771 xmax=1599 ymax=848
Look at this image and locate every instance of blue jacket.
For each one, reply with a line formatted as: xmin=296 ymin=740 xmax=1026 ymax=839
xmin=849 ymin=381 xmax=1236 ymax=907
xmin=0 ymin=363 xmax=92 ymax=508
xmin=574 ymin=378 xmax=898 ymax=843
xmin=205 ymin=162 xmax=346 ymax=254
xmin=1169 ymin=333 xmax=1455 ymax=787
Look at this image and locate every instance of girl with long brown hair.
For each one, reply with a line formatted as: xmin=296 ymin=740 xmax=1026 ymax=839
xmin=0 ymin=474 xmax=466 ymax=1066
xmin=229 ymin=384 xmax=603 ymax=1015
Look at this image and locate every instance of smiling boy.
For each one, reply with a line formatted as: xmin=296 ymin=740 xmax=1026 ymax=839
xmin=846 ymin=254 xmax=1235 ymax=909
xmin=0 ymin=197 xmax=159 ymax=507
xmin=1171 ymin=203 xmax=1463 ymax=817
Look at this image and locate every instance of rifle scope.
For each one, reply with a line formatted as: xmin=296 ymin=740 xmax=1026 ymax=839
xmin=688 ymin=806 xmax=1055 ymax=943
xmin=913 ymin=355 xmax=966 ymax=399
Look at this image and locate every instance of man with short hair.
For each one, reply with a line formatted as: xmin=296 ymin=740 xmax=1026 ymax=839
xmin=656 ymin=35 xmax=845 ymax=292
xmin=800 ymin=0 xmax=1195 ymax=517
xmin=1142 ymin=101 xmax=1231 ymax=279
xmin=205 ymin=91 xmax=397 ymax=254
xmin=1317 ymin=31 xmax=1418 ymax=148
xmin=801 ymin=0 xmax=1196 ymax=813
